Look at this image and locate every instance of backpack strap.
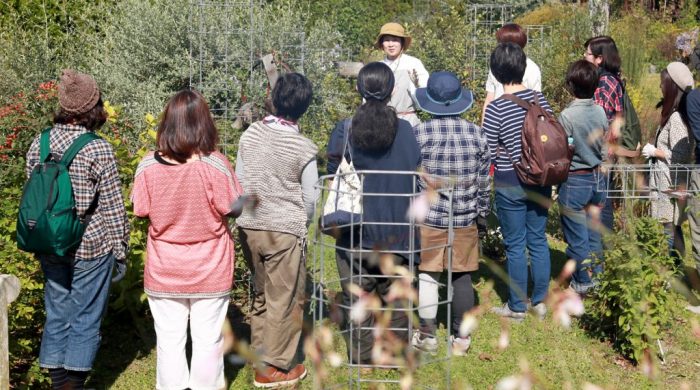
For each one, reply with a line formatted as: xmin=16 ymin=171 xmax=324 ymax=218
xmin=501 ymin=93 xmax=532 ymax=110
xmin=39 ymin=129 xmax=52 ymax=162
xmin=60 ymin=132 xmax=100 ymax=166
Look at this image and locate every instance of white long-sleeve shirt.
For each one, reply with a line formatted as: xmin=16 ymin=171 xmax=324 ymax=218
xmin=382 ymin=53 xmax=429 ymax=127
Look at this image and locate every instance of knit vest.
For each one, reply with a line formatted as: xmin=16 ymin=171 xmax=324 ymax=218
xmin=236 ymin=122 xmax=318 ymax=237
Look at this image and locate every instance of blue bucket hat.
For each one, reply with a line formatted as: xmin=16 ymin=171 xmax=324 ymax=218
xmin=415 ymin=71 xmax=473 ymax=116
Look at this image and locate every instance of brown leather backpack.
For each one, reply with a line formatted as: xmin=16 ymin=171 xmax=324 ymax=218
xmin=501 ymin=93 xmax=573 ymax=186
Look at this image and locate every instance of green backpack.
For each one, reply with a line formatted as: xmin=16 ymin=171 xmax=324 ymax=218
xmin=16 ymin=129 xmax=99 ymax=256
xmin=619 ymin=80 xmax=642 ymax=153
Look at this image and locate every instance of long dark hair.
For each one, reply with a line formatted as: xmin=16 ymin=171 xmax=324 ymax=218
xmin=350 ymin=62 xmax=398 ymax=152
xmin=53 ymin=97 xmax=107 ymax=131
xmin=658 ymin=69 xmax=689 ymax=127
xmin=585 ymin=36 xmax=621 ymax=75
xmin=157 ymin=90 xmax=219 ymax=163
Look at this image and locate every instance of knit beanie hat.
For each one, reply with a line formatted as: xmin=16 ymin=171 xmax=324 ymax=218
xmin=58 ymin=69 xmax=100 ymax=115
xmin=666 ymin=62 xmax=694 ymax=92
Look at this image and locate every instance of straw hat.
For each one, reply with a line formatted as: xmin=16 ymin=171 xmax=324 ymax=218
xmin=374 ymin=22 xmax=412 ymax=50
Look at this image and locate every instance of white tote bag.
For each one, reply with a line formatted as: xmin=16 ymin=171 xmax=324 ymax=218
xmin=322 ymin=121 xmax=362 ymax=230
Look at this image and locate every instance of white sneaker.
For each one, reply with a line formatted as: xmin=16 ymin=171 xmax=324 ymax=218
xmin=686 ymin=304 xmax=700 ymax=314
xmin=529 ymin=302 xmax=547 ymax=320
xmin=491 ymin=303 xmax=526 ymax=322
xmin=411 ymin=331 xmax=438 ymax=354
xmin=450 ymin=335 xmax=471 ymax=357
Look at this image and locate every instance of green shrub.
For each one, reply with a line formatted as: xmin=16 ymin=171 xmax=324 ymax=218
xmin=0 ymin=1 xmax=110 ymax=97
xmin=586 ymin=217 xmax=676 ymax=363
xmin=0 ymin=82 xmax=59 ymax=387
xmin=0 ymin=83 xmax=152 ymax=387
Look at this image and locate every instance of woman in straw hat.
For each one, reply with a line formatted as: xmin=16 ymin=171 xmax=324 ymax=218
xmin=642 ymin=61 xmax=695 ymax=267
xmin=375 ymin=22 xmax=429 ymax=127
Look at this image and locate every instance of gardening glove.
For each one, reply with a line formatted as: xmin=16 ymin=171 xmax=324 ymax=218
xmin=112 ymin=259 xmax=127 ymax=283
xmin=477 ymin=215 xmax=488 ymax=240
xmin=641 ymin=143 xmax=657 ymax=159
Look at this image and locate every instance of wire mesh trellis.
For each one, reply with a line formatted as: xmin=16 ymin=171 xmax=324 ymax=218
xmin=465 ymin=4 xmax=514 ymax=82
xmin=599 ymin=163 xmax=700 ymax=221
xmin=311 ymin=170 xmax=455 ymax=389
xmin=188 ymin=0 xmax=358 ymax=158
xmin=601 ymin=164 xmax=700 ymax=200
xmin=464 ymin=4 xmax=552 ymax=85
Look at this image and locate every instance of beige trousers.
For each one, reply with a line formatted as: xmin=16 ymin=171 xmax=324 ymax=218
xmin=238 ymin=228 xmax=305 ymax=371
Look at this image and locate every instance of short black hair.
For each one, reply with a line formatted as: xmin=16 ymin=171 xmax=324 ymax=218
xmin=565 ymin=60 xmax=599 ymax=99
xmin=272 ymin=73 xmax=313 ymax=121
xmin=489 ymin=42 xmax=526 ymax=85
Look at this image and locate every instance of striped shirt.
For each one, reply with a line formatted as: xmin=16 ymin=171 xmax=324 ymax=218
xmin=25 ymin=124 xmax=130 ymax=260
xmin=482 ymin=89 xmax=553 ymax=186
xmin=414 ymin=117 xmax=491 ymax=228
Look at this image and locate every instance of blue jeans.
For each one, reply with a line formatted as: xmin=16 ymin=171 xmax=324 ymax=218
xmin=663 ymin=223 xmax=685 ymax=268
xmin=39 ymin=252 xmax=115 ymax=371
xmin=558 ymin=172 xmax=607 ymax=285
xmin=495 ymin=184 xmax=552 ymax=313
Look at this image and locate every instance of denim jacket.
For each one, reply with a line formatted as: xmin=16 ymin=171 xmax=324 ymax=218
xmin=559 ymin=99 xmax=608 ymax=171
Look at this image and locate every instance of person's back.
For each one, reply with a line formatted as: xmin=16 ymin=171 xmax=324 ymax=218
xmin=236 ymin=120 xmax=317 ymax=237
xmin=687 ymin=88 xmax=700 ymax=163
xmin=411 ymin=71 xmax=489 ymax=355
xmin=235 ymin=73 xmax=317 ymax=388
xmin=686 ymin=88 xmax=700 ymax=314
xmin=131 ymin=90 xmax=241 ymax=390
xmin=24 ymin=69 xmax=129 ymax=389
xmin=414 ymin=116 xmax=490 ymax=226
xmin=483 ymin=88 xmax=553 ymax=186
xmin=482 ymin=43 xmax=553 ymax=321
xmin=557 ymin=60 xmax=609 ymax=295
xmin=351 ymin=118 xmax=421 ymax=252
xmin=133 ymin=150 xmax=241 ymax=295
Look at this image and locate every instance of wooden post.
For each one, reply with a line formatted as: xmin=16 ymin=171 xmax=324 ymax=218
xmin=261 ymin=54 xmax=279 ymax=91
xmin=1 ymin=274 xmax=21 ymax=389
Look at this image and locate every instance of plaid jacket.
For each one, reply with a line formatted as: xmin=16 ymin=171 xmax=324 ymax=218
xmin=25 ymin=124 xmax=129 ymax=260
xmin=414 ymin=117 xmax=491 ymax=228
xmin=594 ymin=73 xmax=623 ymax=122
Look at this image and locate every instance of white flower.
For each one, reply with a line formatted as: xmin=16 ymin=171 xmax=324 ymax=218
xmin=406 ymin=192 xmax=431 ymax=223
xmin=459 ymin=314 xmax=479 ymax=337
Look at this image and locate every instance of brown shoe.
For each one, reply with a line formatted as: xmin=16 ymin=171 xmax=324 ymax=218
xmin=254 ymin=364 xmax=307 ymax=388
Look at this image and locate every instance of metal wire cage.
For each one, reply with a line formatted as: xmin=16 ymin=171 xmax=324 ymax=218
xmin=310 ymin=170 xmax=455 ymax=389
xmin=601 ymin=163 xmax=700 ymax=200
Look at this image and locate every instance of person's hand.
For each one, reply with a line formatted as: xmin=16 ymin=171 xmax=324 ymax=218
xmin=112 ymin=260 xmax=127 ymax=283
xmin=409 ymin=69 xmax=419 ymax=87
xmin=641 ymin=143 xmax=657 ymax=159
xmin=228 ymin=194 xmax=259 ymax=218
xmin=477 ymin=215 xmax=488 ymax=240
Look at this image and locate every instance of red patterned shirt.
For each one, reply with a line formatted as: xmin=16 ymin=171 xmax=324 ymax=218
xmin=593 ymin=73 xmax=624 ymax=122
xmin=131 ymin=151 xmax=243 ymax=297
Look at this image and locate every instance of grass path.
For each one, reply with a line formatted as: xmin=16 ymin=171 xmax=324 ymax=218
xmin=89 ymin=237 xmax=700 ymax=389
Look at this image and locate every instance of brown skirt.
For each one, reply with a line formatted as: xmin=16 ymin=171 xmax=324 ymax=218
xmin=419 ymin=225 xmax=479 ymax=273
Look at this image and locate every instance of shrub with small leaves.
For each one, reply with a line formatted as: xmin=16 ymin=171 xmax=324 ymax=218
xmin=586 ymin=216 xmax=676 ymax=363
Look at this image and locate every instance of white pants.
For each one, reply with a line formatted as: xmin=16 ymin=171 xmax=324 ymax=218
xmin=148 ymin=296 xmax=229 ymax=390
